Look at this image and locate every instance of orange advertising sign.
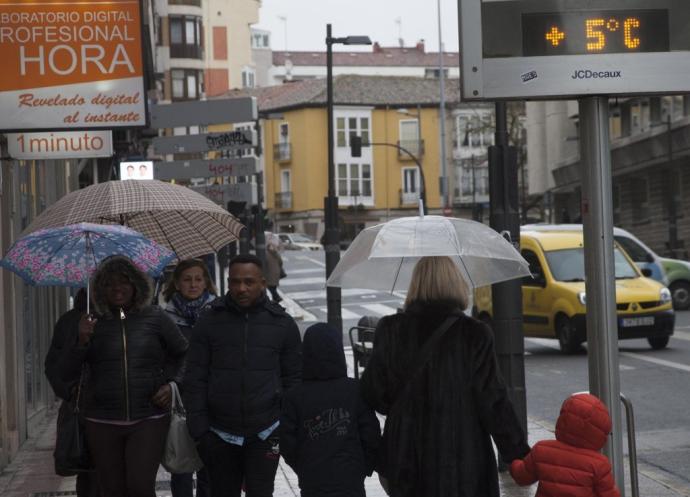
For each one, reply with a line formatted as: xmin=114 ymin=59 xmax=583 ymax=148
xmin=0 ymin=0 xmax=146 ymax=130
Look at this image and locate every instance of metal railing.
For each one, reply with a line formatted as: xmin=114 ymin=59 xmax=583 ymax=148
xmin=273 ymin=143 xmax=291 ymax=162
xmin=274 ymin=191 xmax=293 ymax=209
xmin=399 ymin=188 xmax=420 ymax=206
xmin=620 ymin=393 xmax=639 ymax=497
xmin=170 ymin=44 xmax=203 ymax=59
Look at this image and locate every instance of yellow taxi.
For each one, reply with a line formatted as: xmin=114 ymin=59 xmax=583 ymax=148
xmin=473 ymin=229 xmax=674 ymax=353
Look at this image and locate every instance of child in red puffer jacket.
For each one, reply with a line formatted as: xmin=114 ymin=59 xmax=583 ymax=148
xmin=510 ymin=393 xmax=621 ymax=497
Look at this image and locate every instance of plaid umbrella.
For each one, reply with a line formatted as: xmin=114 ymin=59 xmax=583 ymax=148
xmin=22 ymin=180 xmax=244 ymax=259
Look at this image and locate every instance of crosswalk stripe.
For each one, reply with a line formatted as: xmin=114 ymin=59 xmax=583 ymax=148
xmin=286 ymin=268 xmax=324 ymax=275
xmin=296 ymin=255 xmax=326 ymax=267
xmin=279 ymin=277 xmax=325 ymax=286
xmin=360 ymin=303 xmax=399 ymax=317
xmin=319 ymin=307 xmax=362 ymax=320
xmin=289 ymin=288 xmax=378 ymax=300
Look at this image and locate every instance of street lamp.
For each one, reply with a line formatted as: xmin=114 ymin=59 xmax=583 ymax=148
xmin=397 ymin=106 xmax=427 ymax=213
xmin=325 ymin=24 xmax=371 ymax=333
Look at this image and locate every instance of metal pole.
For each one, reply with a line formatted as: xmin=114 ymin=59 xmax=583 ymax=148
xmin=437 ymin=0 xmax=448 ymax=208
xmin=254 ymin=171 xmax=267 ymax=268
xmin=324 ymin=23 xmax=342 ymax=333
xmin=666 ymin=115 xmax=678 ymax=257
xmin=471 ymin=154 xmax=477 ymax=220
xmin=579 ymin=96 xmax=625 ymax=495
xmin=489 ymin=101 xmax=527 ymax=441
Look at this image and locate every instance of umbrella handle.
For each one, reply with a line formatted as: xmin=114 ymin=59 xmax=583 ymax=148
xmin=87 ymin=279 xmax=90 ymax=315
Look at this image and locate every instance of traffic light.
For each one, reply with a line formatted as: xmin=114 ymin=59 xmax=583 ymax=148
xmin=350 ymin=135 xmax=362 ymax=157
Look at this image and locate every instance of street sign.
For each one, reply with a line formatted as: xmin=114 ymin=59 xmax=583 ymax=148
xmin=7 ymin=131 xmax=113 ymax=159
xmin=154 ymin=157 xmax=257 ymax=181
xmin=459 ymin=0 xmax=690 ymax=100
xmin=150 ymin=97 xmax=257 ymax=129
xmin=153 ymin=129 xmax=257 ymax=155
xmin=0 ymin=0 xmax=146 ymax=130
xmin=190 ymin=183 xmax=257 ymax=205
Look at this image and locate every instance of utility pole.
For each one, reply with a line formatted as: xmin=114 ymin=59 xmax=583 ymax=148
xmin=665 ymin=115 xmax=679 ymax=257
xmin=488 ymin=102 xmax=527 ymax=441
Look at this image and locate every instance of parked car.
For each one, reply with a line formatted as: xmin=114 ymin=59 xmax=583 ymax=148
xmin=278 ymin=233 xmax=322 ymax=251
xmin=474 ymin=229 xmax=674 ymax=353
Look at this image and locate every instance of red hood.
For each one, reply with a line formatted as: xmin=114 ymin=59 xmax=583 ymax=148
xmin=555 ymin=393 xmax=611 ymax=450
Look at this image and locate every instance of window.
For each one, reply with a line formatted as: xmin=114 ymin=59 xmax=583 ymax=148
xmin=169 ymin=16 xmax=202 ymax=59
xmin=336 ymin=163 xmax=372 ymax=198
xmin=279 ymin=123 xmax=289 ymax=143
xmin=171 ymin=69 xmax=203 ymax=100
xmin=281 ymin=169 xmax=291 ymax=192
xmin=336 ymin=116 xmax=369 ymax=149
xmin=664 ymin=169 xmax=683 ymax=220
xmin=401 ymin=167 xmax=420 ymax=204
xmin=630 ymin=176 xmax=650 ymax=223
xmin=242 ymin=67 xmax=256 ymax=88
xmin=614 ymin=236 xmax=650 ymax=264
xmin=521 ymin=249 xmax=545 ymax=286
xmin=399 ymin=119 xmax=418 ymax=142
xmin=456 ymin=113 xmax=494 ymax=149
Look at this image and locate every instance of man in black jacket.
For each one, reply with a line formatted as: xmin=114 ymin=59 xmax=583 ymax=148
xmin=184 ymin=254 xmax=302 ymax=496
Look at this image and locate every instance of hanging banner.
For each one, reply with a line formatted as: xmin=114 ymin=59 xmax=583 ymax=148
xmin=7 ymin=131 xmax=113 ymax=159
xmin=0 ymin=0 xmax=146 ymax=131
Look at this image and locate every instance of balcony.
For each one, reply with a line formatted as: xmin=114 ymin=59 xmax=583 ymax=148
xmin=168 ymin=0 xmax=201 ymax=6
xmin=170 ymin=44 xmax=203 ymax=59
xmin=275 ymin=191 xmax=293 ymax=209
xmin=399 ymin=189 xmax=420 ymax=206
xmin=273 ymin=143 xmax=291 ymax=162
xmin=397 ymin=140 xmax=425 ymax=160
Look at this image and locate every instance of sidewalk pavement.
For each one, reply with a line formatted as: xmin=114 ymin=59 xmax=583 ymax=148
xmin=1 ymin=405 xmax=687 ymax=497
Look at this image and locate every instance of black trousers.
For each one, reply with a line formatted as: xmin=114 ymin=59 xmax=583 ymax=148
xmin=170 ymin=468 xmax=210 ymax=497
xmin=199 ymin=433 xmax=280 ymax=497
xmin=85 ymin=416 xmax=170 ymax=497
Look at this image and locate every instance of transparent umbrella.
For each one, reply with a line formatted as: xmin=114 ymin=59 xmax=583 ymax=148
xmin=326 ymin=215 xmax=531 ymax=292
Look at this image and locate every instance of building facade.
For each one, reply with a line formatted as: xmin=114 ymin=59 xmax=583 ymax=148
xmin=224 ymin=75 xmax=459 ymax=242
xmin=527 ymin=95 xmax=690 ymax=257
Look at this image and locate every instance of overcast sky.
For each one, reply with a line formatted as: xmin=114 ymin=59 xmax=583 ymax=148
xmin=254 ymin=0 xmax=460 ymax=53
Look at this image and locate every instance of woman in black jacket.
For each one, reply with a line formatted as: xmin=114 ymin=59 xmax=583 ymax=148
xmin=61 ymin=256 xmax=188 ymax=497
xmin=162 ymin=258 xmax=217 ymax=497
xmin=360 ymin=256 xmax=530 ymax=497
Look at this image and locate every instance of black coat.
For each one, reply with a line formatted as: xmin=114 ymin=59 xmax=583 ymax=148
xmin=60 ymin=256 xmax=188 ymax=421
xmin=281 ymin=323 xmax=380 ymax=497
xmin=360 ymin=301 xmax=530 ymax=497
xmin=45 ymin=308 xmax=83 ymax=401
xmin=61 ymin=306 xmax=188 ymax=421
xmin=183 ymin=293 xmax=302 ymax=440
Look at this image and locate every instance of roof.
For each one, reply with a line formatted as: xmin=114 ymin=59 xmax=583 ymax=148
xmin=220 ymin=75 xmax=461 ymax=113
xmin=521 ymin=230 xmax=585 ymax=251
xmin=273 ymin=44 xmax=459 ymax=68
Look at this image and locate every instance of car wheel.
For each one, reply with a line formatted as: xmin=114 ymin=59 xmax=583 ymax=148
xmin=556 ymin=316 xmax=581 ymax=354
xmin=648 ymin=336 xmax=670 ymax=350
xmin=670 ymin=281 xmax=690 ymax=311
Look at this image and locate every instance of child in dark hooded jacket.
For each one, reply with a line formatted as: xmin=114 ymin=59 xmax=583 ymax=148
xmin=280 ymin=322 xmax=381 ymax=497
xmin=510 ymin=392 xmax=621 ymax=497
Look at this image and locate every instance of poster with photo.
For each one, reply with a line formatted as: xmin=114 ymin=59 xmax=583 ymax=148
xmin=120 ymin=161 xmax=154 ymax=180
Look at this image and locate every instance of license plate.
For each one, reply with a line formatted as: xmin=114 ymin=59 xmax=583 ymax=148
xmin=620 ymin=316 xmax=655 ymax=327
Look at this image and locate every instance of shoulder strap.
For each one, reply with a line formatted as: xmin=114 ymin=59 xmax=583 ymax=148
xmin=410 ymin=312 xmax=462 ymax=380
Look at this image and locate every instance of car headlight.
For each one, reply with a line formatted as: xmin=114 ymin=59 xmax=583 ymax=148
xmin=660 ymin=287 xmax=672 ymax=304
xmin=578 ymin=292 xmax=586 ymax=306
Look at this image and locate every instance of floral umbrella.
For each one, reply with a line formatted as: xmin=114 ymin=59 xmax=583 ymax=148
xmin=0 ymin=223 xmax=176 ymax=312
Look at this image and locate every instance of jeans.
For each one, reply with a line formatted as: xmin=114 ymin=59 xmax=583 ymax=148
xmin=170 ymin=468 xmax=210 ymax=497
xmin=198 ymin=432 xmax=280 ymax=497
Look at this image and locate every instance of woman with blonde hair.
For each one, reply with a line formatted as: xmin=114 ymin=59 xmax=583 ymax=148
xmin=361 ymin=256 xmax=529 ymax=497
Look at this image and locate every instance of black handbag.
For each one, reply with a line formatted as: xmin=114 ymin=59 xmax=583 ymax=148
xmin=279 ymin=267 xmax=287 ymax=279
xmin=54 ymin=366 xmax=92 ymax=476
